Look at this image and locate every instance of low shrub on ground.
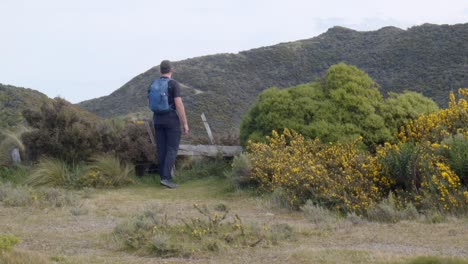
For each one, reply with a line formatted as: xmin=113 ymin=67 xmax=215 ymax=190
xmin=0 ymin=182 xmax=31 ymax=206
xmin=366 ymin=193 xmax=419 ymax=223
xmin=0 ymin=182 xmax=79 ymax=207
xmin=226 ymin=153 xmax=256 ymax=189
xmin=301 ymin=200 xmax=339 ymax=226
xmin=81 ymin=154 xmax=135 ymax=188
xmin=270 ymin=187 xmax=296 ymax=211
xmin=0 ymin=234 xmax=20 ymax=251
xmin=112 ymin=204 xmax=295 ymax=257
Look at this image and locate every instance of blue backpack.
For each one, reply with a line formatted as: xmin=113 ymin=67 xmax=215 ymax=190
xmin=148 ymin=78 xmax=173 ymax=113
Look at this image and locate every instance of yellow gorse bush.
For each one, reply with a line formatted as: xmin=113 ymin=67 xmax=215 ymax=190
xmin=399 ymin=88 xmax=468 ymax=143
xmin=247 ymin=129 xmax=390 ymax=214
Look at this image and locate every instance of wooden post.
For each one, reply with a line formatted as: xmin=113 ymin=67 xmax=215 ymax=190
xmin=201 ymin=113 xmax=215 ymax=145
xmin=144 ymin=121 xmax=156 ymax=145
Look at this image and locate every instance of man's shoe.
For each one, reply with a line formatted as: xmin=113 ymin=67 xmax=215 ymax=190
xmin=160 ymin=179 xmax=178 ymax=189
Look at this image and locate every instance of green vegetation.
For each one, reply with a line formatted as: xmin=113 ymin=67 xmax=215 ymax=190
xmin=0 ymin=84 xmax=51 ymax=129
xmin=81 ymin=154 xmax=135 ymax=188
xmin=0 ymin=234 xmax=20 ymax=251
xmin=112 ymin=203 xmax=294 ymax=257
xmin=244 ymin=88 xmax=468 ymax=217
xmin=240 ymin=63 xmax=438 ymax=147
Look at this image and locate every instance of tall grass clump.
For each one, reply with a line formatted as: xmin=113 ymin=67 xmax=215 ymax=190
xmin=81 ymin=154 xmax=134 ymax=188
xmin=25 ymin=158 xmax=70 ymax=187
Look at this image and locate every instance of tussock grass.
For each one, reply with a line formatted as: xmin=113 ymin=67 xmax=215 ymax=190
xmin=81 ymin=154 xmax=135 ymax=188
xmin=25 ymin=158 xmax=70 ymax=187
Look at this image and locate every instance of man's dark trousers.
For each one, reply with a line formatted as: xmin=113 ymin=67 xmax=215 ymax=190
xmin=154 ymin=122 xmax=181 ymax=180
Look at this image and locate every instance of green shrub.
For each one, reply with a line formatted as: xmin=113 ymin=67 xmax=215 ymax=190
xmin=81 ymin=154 xmax=134 ymax=188
xmin=25 ymin=158 xmax=70 ymax=187
xmin=442 ymin=134 xmax=468 ymax=186
xmin=0 ymin=234 xmax=20 ymax=251
xmin=240 ymin=63 xmax=437 ymax=148
xmin=367 ymin=193 xmax=420 ymax=223
xmin=379 ymin=142 xmax=423 ymax=191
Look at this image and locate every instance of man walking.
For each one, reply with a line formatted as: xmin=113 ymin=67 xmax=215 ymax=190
xmin=148 ymin=60 xmax=189 ymax=188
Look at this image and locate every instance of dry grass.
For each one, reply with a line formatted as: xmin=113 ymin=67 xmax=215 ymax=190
xmin=0 ymin=177 xmax=467 ymax=264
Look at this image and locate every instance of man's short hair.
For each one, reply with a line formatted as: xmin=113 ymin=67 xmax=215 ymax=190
xmin=160 ymin=60 xmax=172 ymax=74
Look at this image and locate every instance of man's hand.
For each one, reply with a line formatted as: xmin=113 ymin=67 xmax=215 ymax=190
xmin=183 ymin=124 xmax=189 ymax=135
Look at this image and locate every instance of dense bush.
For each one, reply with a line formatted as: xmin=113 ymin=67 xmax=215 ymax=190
xmin=22 ymin=98 xmax=100 ymax=164
xmin=20 ymin=97 xmax=156 ymax=168
xmin=240 ymin=63 xmax=438 ymax=148
xmin=113 ymin=121 xmax=156 ymax=165
xmin=247 ymin=129 xmax=389 ymax=214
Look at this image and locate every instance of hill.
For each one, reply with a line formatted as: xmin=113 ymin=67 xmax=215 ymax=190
xmin=0 ymin=84 xmax=52 ymax=128
xmin=78 ymin=23 xmax=468 ymax=138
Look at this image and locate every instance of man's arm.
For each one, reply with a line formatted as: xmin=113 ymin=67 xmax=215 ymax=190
xmin=174 ymin=97 xmax=189 ymax=135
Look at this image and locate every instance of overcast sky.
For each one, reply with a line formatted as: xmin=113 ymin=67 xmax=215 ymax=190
xmin=1 ymin=0 xmax=467 ymax=103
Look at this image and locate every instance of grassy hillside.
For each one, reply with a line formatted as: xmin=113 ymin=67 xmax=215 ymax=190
xmin=78 ymin=23 xmax=468 ymax=138
xmin=0 ymin=84 xmax=52 ymax=128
